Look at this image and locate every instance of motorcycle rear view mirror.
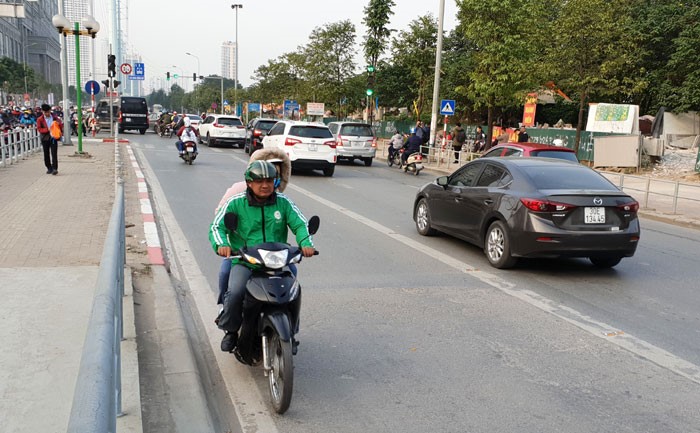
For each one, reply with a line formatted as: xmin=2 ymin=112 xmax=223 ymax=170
xmin=307 ymin=216 xmax=320 ymax=235
xmin=224 ymin=212 xmax=239 ymax=231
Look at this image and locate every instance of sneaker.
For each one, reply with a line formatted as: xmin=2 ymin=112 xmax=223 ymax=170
xmin=179 ymin=150 xmax=184 ymax=155
xmin=46 ymin=169 xmax=53 ymax=174
xmin=221 ymin=331 xmax=237 ymax=352
xmin=52 ymin=170 xmax=58 ymax=175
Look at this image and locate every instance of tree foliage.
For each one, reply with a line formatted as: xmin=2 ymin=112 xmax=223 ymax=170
xmin=362 ymin=0 xmax=395 ymax=67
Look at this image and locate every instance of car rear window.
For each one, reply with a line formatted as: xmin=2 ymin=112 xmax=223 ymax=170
xmin=289 ymin=126 xmax=333 ymax=139
xmin=120 ymin=97 xmax=147 ymax=113
xmin=217 ymin=117 xmax=243 ymax=126
xmin=522 ymin=166 xmax=617 ymax=190
xmin=339 ymin=124 xmax=373 ymax=136
xmin=531 ymin=150 xmax=578 ymax=162
xmin=187 ymin=115 xmax=202 ymax=122
xmin=257 ymin=120 xmax=277 ymax=131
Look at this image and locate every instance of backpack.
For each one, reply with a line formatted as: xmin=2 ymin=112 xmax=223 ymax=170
xmin=456 ymin=128 xmax=467 ymax=143
xmin=50 ymin=119 xmax=62 ymax=140
xmin=421 ymin=126 xmax=430 ymax=144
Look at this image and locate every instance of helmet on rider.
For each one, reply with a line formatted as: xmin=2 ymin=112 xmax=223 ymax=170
xmin=184 ymin=117 xmax=191 ymax=127
xmin=245 ymin=160 xmax=278 ymax=182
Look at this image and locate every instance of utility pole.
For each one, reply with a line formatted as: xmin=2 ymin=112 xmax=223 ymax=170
xmin=428 ymin=0 xmax=446 ymax=147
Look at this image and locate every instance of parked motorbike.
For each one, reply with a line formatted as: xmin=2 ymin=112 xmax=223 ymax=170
xmin=179 ymin=140 xmax=197 ymax=165
xmin=401 ymin=149 xmax=424 ymax=175
xmin=222 ymin=213 xmax=320 ymax=414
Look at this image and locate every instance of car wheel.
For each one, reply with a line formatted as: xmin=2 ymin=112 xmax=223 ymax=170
xmin=206 ymin=133 xmax=212 ymax=147
xmin=140 ymin=129 xmax=146 ymax=135
xmin=485 ymin=220 xmax=518 ymax=269
xmin=415 ymin=198 xmax=437 ymax=236
xmin=364 ymin=157 xmax=373 ymax=167
xmin=323 ymin=165 xmax=335 ymax=177
xmin=589 ymin=256 xmax=622 ymax=268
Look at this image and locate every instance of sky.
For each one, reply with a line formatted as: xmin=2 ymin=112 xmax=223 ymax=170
xmin=108 ymin=0 xmax=458 ymax=93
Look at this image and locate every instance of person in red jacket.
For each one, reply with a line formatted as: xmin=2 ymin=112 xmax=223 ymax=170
xmin=35 ymin=104 xmax=63 ymax=175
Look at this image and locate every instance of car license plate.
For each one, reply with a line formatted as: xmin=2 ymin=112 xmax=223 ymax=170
xmin=584 ymin=207 xmax=605 ymax=223
xmin=309 ymin=144 xmax=317 ymax=151
xmin=125 ymin=118 xmax=131 ymax=122
xmin=353 ymin=141 xmax=363 ymax=147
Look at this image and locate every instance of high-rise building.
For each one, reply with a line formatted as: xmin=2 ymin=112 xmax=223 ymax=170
xmin=0 ymin=1 xmax=61 ymax=86
xmin=221 ymin=41 xmax=237 ymax=81
xmin=64 ymin=0 xmax=92 ymax=87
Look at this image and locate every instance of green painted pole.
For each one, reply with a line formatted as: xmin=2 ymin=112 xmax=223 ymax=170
xmin=74 ymin=22 xmax=83 ymax=153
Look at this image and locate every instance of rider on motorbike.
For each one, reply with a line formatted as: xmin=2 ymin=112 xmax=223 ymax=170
xmin=388 ymin=129 xmax=405 ymax=161
xmin=176 ymin=117 xmax=199 ymax=155
xmin=209 ymin=160 xmax=316 ymax=352
xmin=401 ymin=130 xmax=423 ymax=164
xmin=213 ymin=148 xmax=292 ymax=305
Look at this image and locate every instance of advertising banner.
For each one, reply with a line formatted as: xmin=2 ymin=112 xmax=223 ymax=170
xmin=522 ymin=93 xmax=537 ymax=127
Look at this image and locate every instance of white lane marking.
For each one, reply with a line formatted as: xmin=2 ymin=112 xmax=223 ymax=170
xmin=133 ymin=148 xmax=281 ymax=433
xmin=287 ymin=183 xmax=700 ymax=385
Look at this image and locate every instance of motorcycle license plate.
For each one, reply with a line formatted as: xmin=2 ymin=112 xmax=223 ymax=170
xmin=584 ymin=207 xmax=605 ymax=223
xmin=186 ymin=146 xmax=194 ymax=152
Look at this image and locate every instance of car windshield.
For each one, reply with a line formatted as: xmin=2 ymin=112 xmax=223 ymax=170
xmin=531 ymin=150 xmax=578 ymax=162
xmin=522 ymin=165 xmax=617 ymax=190
xmin=187 ymin=115 xmax=202 ymax=122
xmin=339 ymin=124 xmax=373 ymax=136
xmin=216 ymin=117 xmax=243 ymax=126
xmin=289 ymin=125 xmax=333 ymax=139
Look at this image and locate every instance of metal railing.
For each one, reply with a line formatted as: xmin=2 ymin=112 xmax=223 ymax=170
xmin=0 ymin=128 xmax=42 ymax=167
xmin=66 ymin=146 xmax=126 ymax=433
xmin=602 ymin=172 xmax=700 ymax=215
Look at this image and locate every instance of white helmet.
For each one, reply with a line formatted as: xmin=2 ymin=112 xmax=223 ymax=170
xmin=183 ymin=117 xmax=191 ymax=127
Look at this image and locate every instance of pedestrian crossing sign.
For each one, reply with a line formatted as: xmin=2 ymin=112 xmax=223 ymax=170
xmin=440 ymin=99 xmax=455 ymax=116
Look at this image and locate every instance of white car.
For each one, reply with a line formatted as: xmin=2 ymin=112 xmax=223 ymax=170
xmin=198 ymin=114 xmax=246 ymax=148
xmin=262 ymin=120 xmax=337 ymax=176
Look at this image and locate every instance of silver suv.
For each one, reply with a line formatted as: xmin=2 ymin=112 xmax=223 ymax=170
xmin=327 ymin=121 xmax=377 ymax=166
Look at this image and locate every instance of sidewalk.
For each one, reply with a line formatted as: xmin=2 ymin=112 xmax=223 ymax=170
xmin=376 ymin=140 xmax=700 ymax=229
xmin=0 ymin=140 xmax=141 ymax=432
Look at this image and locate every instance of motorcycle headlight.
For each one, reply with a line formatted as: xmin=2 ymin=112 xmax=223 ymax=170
xmin=258 ymin=249 xmax=288 ymax=269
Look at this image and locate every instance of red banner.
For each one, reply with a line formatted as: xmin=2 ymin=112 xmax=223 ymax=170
xmin=522 ymin=93 xmax=537 ymax=127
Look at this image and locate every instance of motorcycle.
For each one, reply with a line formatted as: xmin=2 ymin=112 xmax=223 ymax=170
xmin=387 ymin=147 xmax=402 ymax=167
xmin=401 ymin=149 xmax=424 ymax=175
xmin=179 ymin=140 xmax=198 ymax=165
xmin=160 ymin=123 xmax=174 ymax=138
xmin=222 ymin=213 xmax=320 ymax=414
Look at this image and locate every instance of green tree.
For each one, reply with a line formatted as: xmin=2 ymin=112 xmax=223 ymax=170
xmin=456 ymin=0 xmax=548 ymax=146
xmin=303 ymin=20 xmax=357 ymax=114
xmin=390 ymin=14 xmax=438 ymax=119
xmin=544 ymin=0 xmax=645 ymax=153
xmin=362 ymin=0 xmax=395 ymax=68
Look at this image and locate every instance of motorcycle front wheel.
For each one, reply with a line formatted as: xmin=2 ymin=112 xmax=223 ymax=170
xmin=268 ymin=332 xmax=293 ymax=414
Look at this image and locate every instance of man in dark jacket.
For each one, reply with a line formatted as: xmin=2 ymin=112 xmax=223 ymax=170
xmin=402 ymin=131 xmax=423 ymax=164
xmin=35 ymin=104 xmax=63 ymax=175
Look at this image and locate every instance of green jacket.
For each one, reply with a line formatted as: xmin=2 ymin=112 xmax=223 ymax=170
xmin=209 ymin=189 xmax=314 ymax=267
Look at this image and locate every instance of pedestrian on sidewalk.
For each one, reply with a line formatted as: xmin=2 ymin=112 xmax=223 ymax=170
xmin=451 ymin=122 xmax=467 ymax=162
xmin=36 ymin=103 xmax=63 ymax=175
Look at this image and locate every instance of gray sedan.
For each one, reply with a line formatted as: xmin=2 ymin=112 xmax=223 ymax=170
xmin=413 ymin=158 xmax=641 ymax=268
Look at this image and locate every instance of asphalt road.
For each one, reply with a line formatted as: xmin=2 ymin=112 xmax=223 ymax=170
xmin=130 ymin=131 xmax=700 ymax=433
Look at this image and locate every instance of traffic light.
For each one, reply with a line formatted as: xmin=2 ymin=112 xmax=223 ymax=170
xmin=173 ymin=73 xmax=179 ymax=79
xmin=193 ymin=73 xmax=197 ymax=81
xmin=366 ymin=65 xmax=375 ymax=73
xmin=113 ymin=80 xmax=121 ymax=89
xmin=107 ymin=54 xmax=116 ymax=77
xmin=366 ymin=72 xmax=375 ymax=96
xmin=101 ymin=79 xmax=110 ymax=88
xmin=166 ymin=72 xmax=170 ymax=81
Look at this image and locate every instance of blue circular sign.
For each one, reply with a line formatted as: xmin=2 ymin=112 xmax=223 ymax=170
xmin=85 ymin=80 xmax=100 ymax=95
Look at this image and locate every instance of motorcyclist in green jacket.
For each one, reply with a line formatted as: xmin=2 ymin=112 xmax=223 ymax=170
xmin=209 ymin=160 xmax=316 ymax=352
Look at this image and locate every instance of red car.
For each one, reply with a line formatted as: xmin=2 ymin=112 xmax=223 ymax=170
xmin=482 ymin=142 xmax=579 ymax=162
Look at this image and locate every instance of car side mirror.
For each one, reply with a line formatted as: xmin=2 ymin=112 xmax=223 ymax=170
xmin=224 ymin=212 xmax=239 ymax=231
xmin=437 ymin=176 xmax=448 ymax=187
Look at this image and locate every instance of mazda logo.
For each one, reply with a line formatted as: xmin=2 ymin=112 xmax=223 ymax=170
xmin=593 ymin=197 xmax=603 ymax=206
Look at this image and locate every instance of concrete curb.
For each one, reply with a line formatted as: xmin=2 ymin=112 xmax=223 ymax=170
xmin=118 ymin=267 xmax=144 ymax=433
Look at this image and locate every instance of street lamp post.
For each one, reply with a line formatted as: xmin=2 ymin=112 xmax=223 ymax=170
xmin=52 ymin=13 xmax=100 ymax=154
xmin=231 ymin=4 xmax=242 ymax=116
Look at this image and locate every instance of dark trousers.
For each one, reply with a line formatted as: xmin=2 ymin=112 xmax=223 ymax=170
xmin=453 ymin=143 xmax=463 ymax=161
xmin=42 ymin=138 xmax=58 ymax=171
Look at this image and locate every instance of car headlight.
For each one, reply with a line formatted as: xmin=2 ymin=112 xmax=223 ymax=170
xmin=258 ymin=249 xmax=288 ymax=269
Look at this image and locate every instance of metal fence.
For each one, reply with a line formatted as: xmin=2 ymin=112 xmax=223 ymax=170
xmin=601 ymin=172 xmax=700 ymax=216
xmin=0 ymin=128 xmax=42 ymax=167
xmin=66 ymin=148 xmax=126 ymax=433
